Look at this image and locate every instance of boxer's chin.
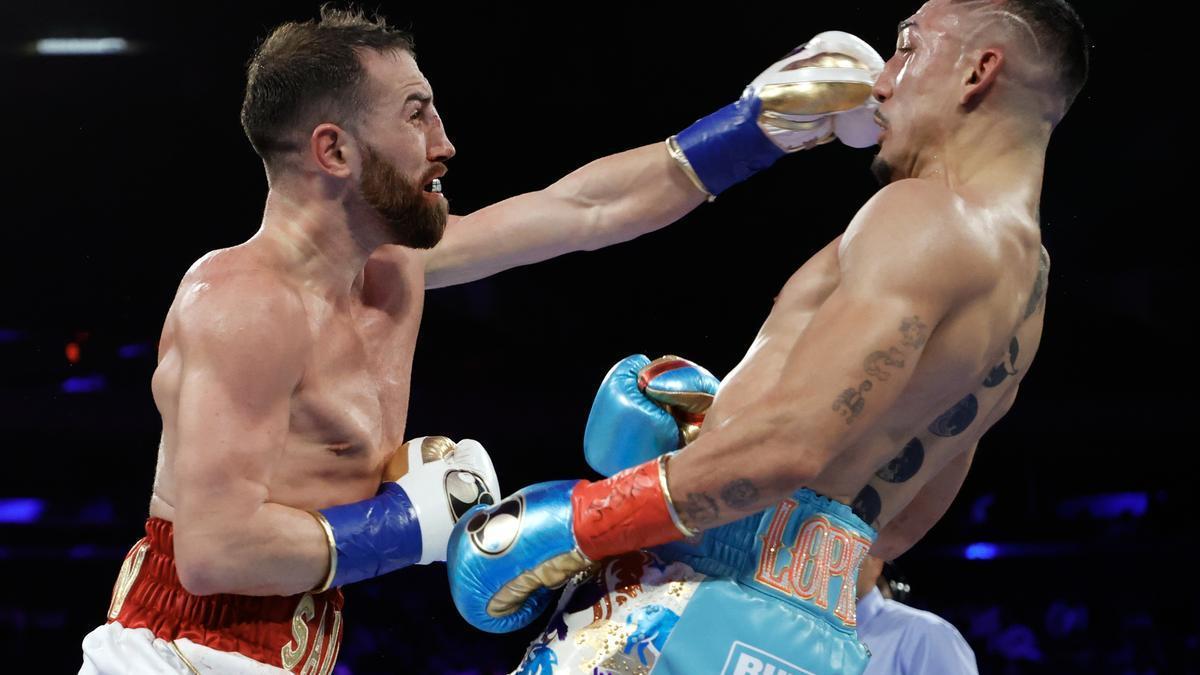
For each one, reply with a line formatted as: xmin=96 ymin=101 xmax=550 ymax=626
xmin=870 ymin=155 xmax=896 ymax=186
xmin=359 ymin=146 xmax=448 ymax=249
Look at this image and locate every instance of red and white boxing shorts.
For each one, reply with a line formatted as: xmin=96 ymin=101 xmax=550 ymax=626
xmin=80 ymin=518 xmax=344 ymax=674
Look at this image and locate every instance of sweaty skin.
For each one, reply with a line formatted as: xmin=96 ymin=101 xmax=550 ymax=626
xmin=665 ymin=0 xmax=1066 ymax=560
xmin=149 ymin=47 xmax=705 ymax=597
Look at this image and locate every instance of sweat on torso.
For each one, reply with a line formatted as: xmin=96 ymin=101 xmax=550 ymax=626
xmin=148 ymin=245 xmax=428 ymax=519
xmin=703 ymin=228 xmax=1048 ymax=531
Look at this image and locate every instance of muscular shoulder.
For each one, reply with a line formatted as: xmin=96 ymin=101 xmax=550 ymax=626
xmin=174 ymin=250 xmax=310 ymax=361
xmin=840 ymin=180 xmax=998 ymax=304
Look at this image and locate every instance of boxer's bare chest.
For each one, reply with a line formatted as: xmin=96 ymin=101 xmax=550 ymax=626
xmin=288 ymin=256 xmax=425 ymax=475
xmin=706 ymin=238 xmax=843 ymax=428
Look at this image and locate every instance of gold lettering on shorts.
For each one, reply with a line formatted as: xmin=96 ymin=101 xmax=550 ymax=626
xmin=316 ymin=609 xmax=344 ymax=675
xmin=107 ymin=542 xmax=149 ymax=620
xmin=299 ymin=604 xmax=329 ymax=675
xmin=281 ymin=593 xmax=316 ymax=670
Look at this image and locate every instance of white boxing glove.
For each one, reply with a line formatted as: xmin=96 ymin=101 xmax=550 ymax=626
xmin=393 ymin=436 xmax=501 ymax=565
xmin=748 ymin=31 xmax=885 ymax=150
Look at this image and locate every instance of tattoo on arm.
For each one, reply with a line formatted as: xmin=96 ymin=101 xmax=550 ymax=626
xmin=719 ymin=479 xmax=760 ymax=510
xmin=833 ymin=380 xmax=873 ymax=424
xmin=900 ymin=316 xmax=930 ymax=350
xmin=830 ymin=316 xmax=928 ymax=426
xmin=863 ymin=348 xmax=906 ymax=381
xmin=678 ymin=492 xmax=719 ymax=528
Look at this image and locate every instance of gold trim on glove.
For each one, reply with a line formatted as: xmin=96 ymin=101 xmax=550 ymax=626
xmin=679 ymin=423 xmax=702 ymax=446
xmin=487 ymin=548 xmax=596 ymax=617
xmin=666 ymin=136 xmax=716 ymax=202
xmin=659 ymin=453 xmax=698 ymax=538
xmin=759 ymin=80 xmax=875 ymax=116
xmin=308 ymin=510 xmax=338 ymax=593
xmin=419 ymin=436 xmax=458 ymax=463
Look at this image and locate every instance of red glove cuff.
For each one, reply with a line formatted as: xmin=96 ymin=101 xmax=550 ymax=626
xmin=571 ymin=459 xmax=685 ymax=560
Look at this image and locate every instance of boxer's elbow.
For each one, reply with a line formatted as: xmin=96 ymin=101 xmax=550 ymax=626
xmin=174 ymin=531 xmax=235 ymax=596
xmin=760 ymin=408 xmax=834 ymax=487
xmin=777 ymin=444 xmax=830 ymax=487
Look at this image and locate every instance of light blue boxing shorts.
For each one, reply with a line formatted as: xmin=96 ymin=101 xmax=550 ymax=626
xmin=514 ymin=488 xmax=877 ymax=675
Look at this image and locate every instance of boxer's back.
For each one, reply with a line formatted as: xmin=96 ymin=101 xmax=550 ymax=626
xmin=148 ymin=239 xmax=427 ymax=520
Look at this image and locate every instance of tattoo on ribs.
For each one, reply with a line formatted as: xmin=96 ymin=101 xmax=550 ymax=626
xmin=719 ymin=479 xmax=760 ymax=509
xmin=928 ymin=394 xmax=979 ymax=437
xmin=1024 ymin=247 xmax=1050 ymax=320
xmin=851 ymin=485 xmax=882 ymax=525
xmin=875 ymin=437 xmax=925 ymax=483
xmin=983 ymin=337 xmax=1020 ymax=388
xmin=678 ymin=492 xmax=719 ymax=527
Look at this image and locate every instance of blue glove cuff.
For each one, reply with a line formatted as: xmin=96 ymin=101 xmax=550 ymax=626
xmin=317 ymin=482 xmax=422 ymax=588
xmin=675 ymin=95 xmax=786 ymax=196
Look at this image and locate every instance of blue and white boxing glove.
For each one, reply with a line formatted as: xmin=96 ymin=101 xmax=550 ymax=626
xmin=669 ymin=31 xmax=885 ymax=198
xmin=309 ymin=436 xmax=500 ymax=590
xmin=584 ymin=355 xmax=720 ymax=476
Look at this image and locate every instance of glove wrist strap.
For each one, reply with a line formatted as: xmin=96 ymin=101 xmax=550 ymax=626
xmin=658 ymin=452 xmax=699 ymax=538
xmin=308 ymin=510 xmax=339 ymax=593
xmin=665 ymin=136 xmax=716 ymax=202
xmin=571 ymin=459 xmax=688 ymax=560
xmin=316 ymin=482 xmax=423 ymax=588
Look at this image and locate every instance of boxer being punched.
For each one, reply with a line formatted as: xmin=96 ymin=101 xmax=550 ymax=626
xmin=79 ymin=6 xmax=883 ymax=674
xmin=448 ymin=1 xmax=1088 ymax=672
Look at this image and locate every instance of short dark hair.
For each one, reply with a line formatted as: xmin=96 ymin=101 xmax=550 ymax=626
xmin=956 ymin=0 xmax=1090 ymax=109
xmin=240 ymin=5 xmax=415 ymax=165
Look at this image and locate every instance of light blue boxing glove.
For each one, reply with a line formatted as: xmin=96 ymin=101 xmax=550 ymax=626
xmin=448 ymin=459 xmax=693 ymax=633
xmin=584 ymin=355 xmax=720 ymax=476
xmin=309 ymin=437 xmax=500 ymax=590
xmin=668 ymin=31 xmax=885 ymax=198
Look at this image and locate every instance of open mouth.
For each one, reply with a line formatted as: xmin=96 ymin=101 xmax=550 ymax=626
xmin=424 ymin=178 xmax=442 ymax=194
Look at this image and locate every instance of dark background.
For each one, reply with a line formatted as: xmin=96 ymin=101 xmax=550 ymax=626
xmin=0 ymin=2 xmax=1191 ymax=673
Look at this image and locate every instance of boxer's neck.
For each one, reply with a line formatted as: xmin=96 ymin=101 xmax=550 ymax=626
xmin=256 ymin=182 xmax=392 ymax=300
xmin=913 ymin=115 xmax=1049 ymax=218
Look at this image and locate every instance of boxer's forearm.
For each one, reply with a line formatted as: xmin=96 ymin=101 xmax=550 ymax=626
xmin=424 ymin=143 xmax=704 ymax=288
xmin=173 ymin=502 xmax=330 ymax=597
xmin=664 ymin=398 xmax=830 ymax=533
xmin=549 ymin=143 xmax=708 ymax=250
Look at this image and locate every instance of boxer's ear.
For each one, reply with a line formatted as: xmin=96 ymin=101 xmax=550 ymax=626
xmin=961 ymin=48 xmax=1004 ymax=108
xmin=310 ymin=122 xmax=354 ymax=178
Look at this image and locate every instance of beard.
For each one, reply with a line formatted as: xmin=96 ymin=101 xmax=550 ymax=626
xmin=870 ymin=155 xmax=896 ymax=186
xmin=359 ymin=145 xmax=447 ymax=249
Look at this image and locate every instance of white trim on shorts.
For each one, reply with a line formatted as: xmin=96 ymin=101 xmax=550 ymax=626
xmin=79 ymin=621 xmax=289 ymax=675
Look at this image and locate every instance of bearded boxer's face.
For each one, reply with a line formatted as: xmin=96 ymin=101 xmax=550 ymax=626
xmin=359 ymin=144 xmax=447 ymax=248
xmin=354 ymin=49 xmax=455 ymax=248
xmin=871 ymin=0 xmax=973 ymax=183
